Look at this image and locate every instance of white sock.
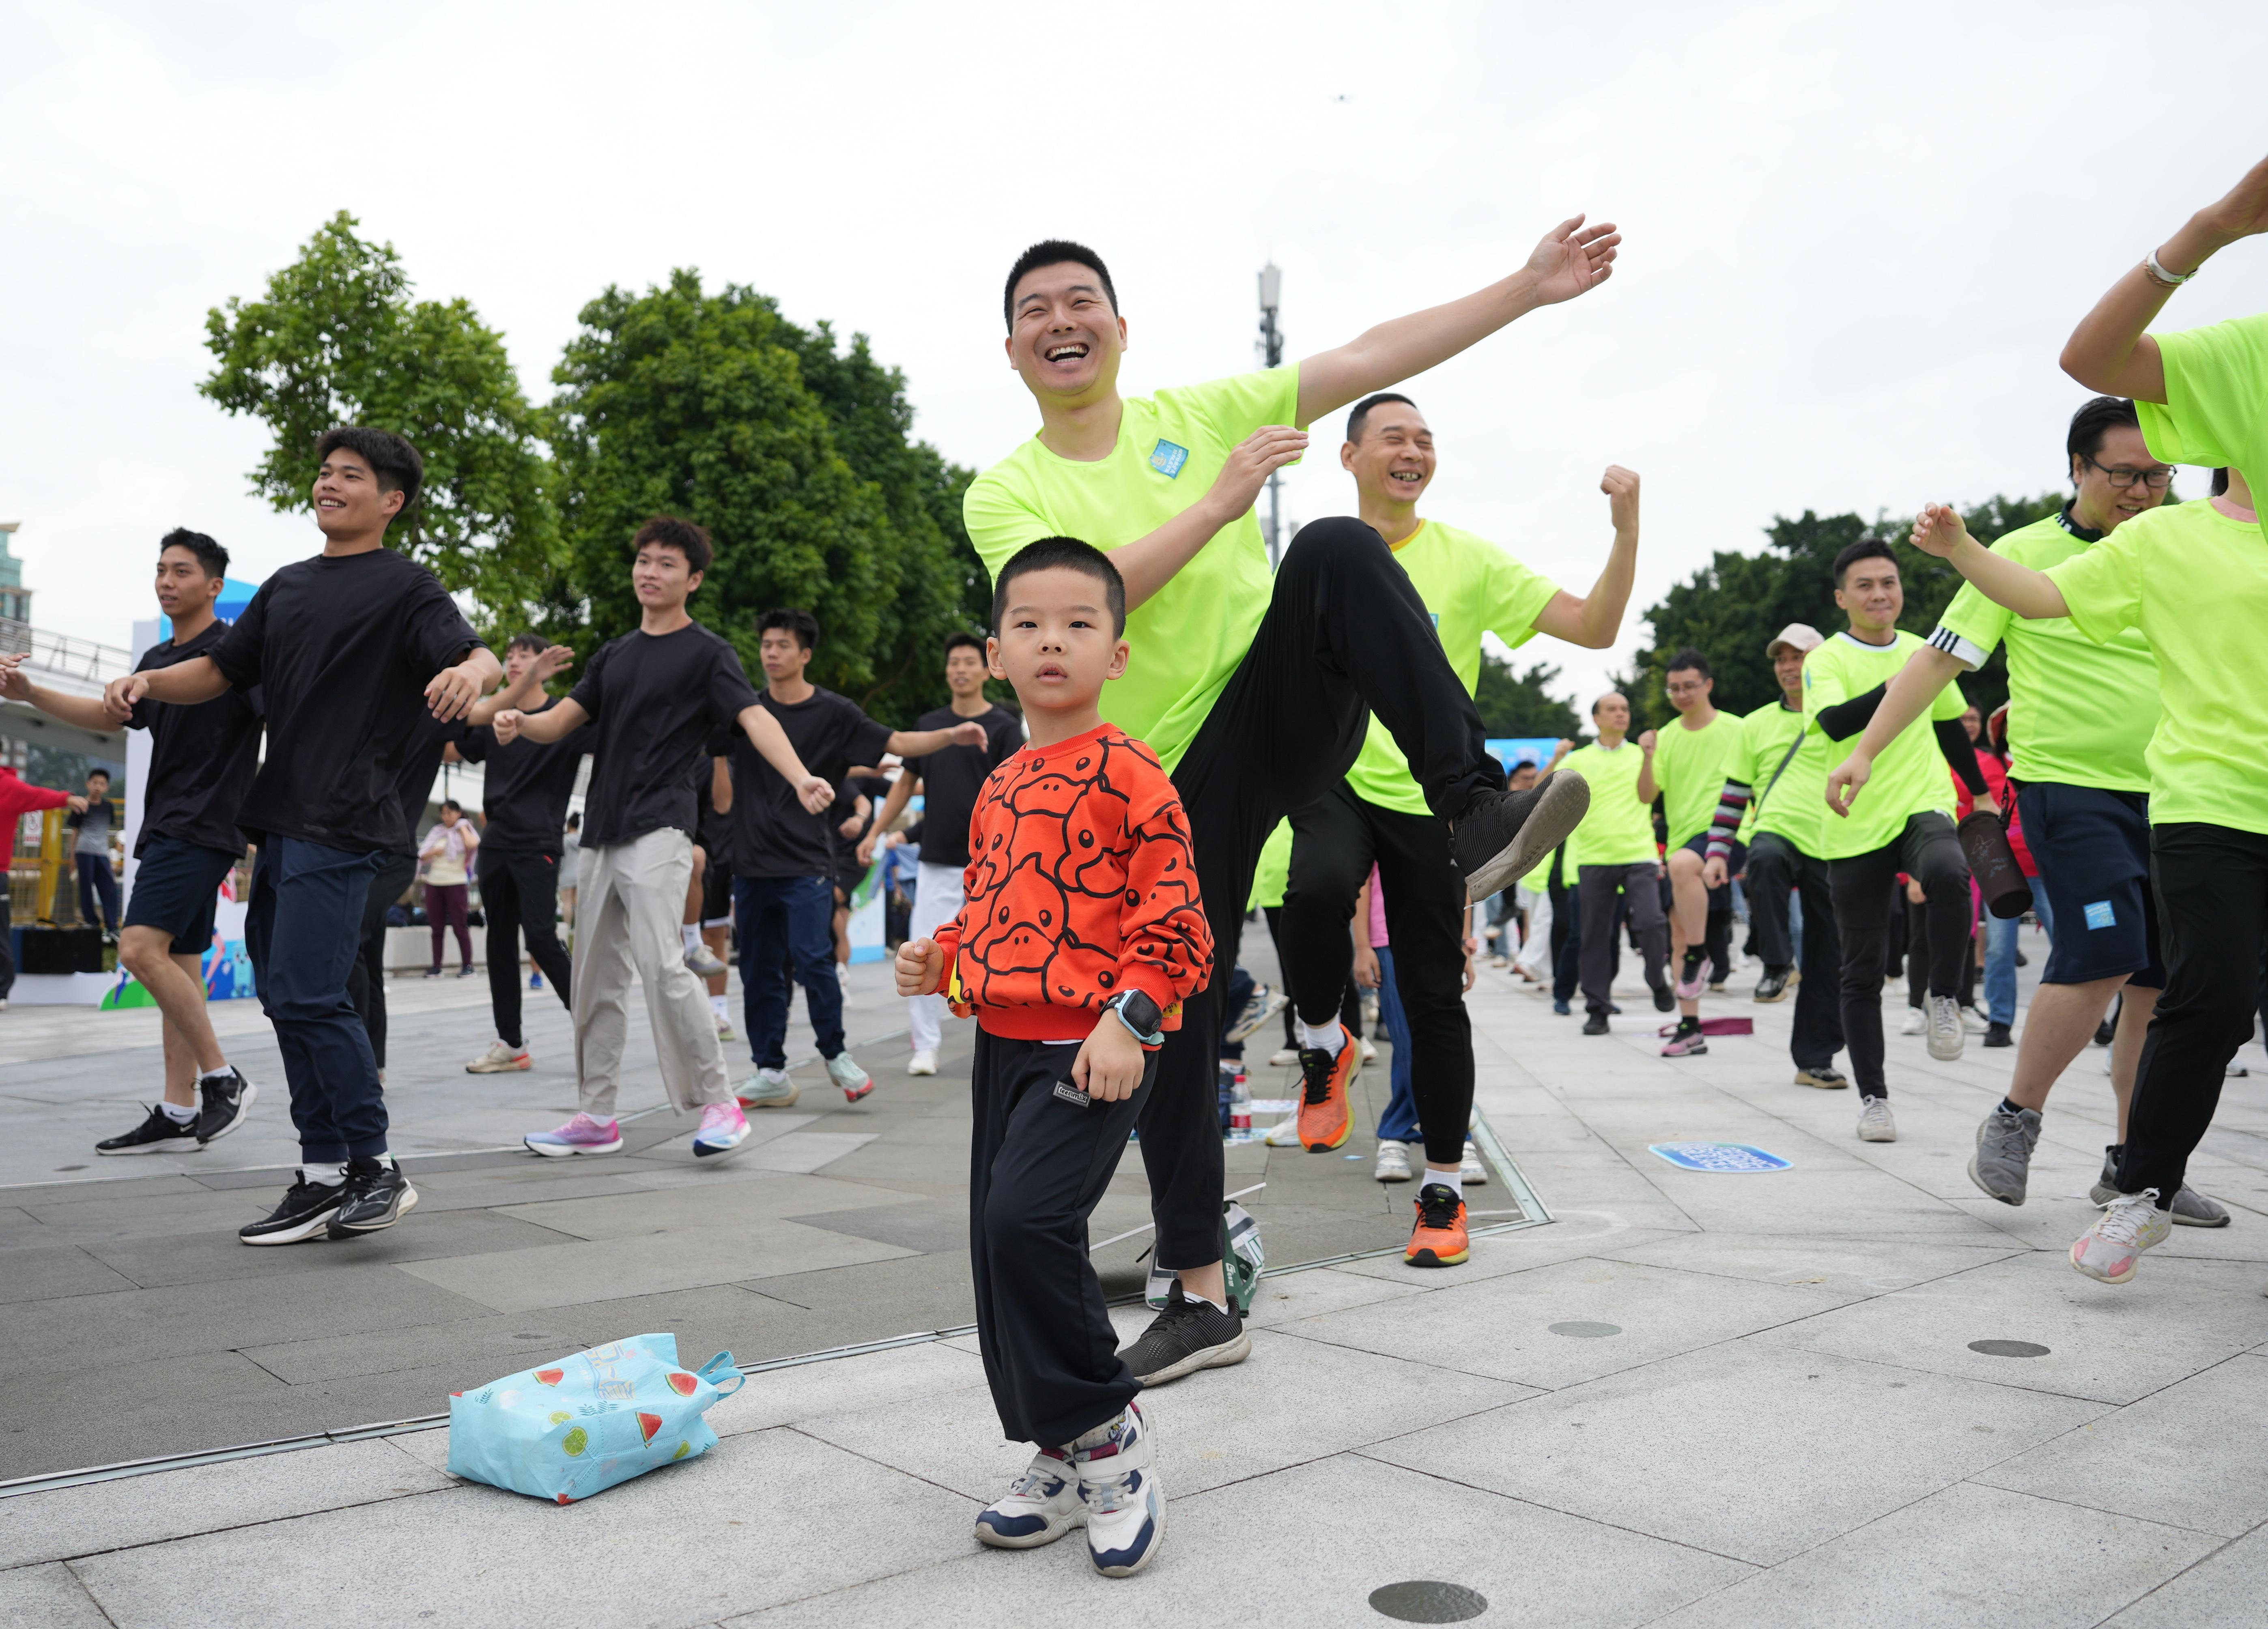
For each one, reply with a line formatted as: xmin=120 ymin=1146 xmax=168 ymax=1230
xmin=161 ymin=1100 xmax=198 ymax=1125
xmin=1293 ymin=1017 xmax=1345 ymax=1054
xmin=682 ymin=924 xmax=701 ymax=955
xmin=305 ymin=1161 xmax=346 ymax=1186
xmin=197 ymin=1065 xmax=234 ymax=1085
xmin=710 ymin=995 xmax=728 ymax=1018
xmin=1420 ymin=1168 xmax=1464 ymax=1201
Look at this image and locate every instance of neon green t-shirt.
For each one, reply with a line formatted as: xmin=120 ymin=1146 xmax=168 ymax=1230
xmin=964 ymin=369 xmax=1300 ymax=771
xmin=2047 ymin=497 xmax=2268 ymax=835
xmin=1934 ymin=511 xmax=2158 ymax=793
xmin=1734 ymin=699 xmax=1820 ymax=855
xmin=1648 ymin=710 xmax=1745 ymax=849
xmin=1804 ymin=629 xmax=1965 ymax=860
xmin=1342 ymin=519 xmax=1560 ymax=816
xmin=2136 ymin=313 xmax=2268 ymax=541
xmin=1247 ymin=818 xmax=1293 ymax=910
xmin=1560 ymin=739 xmax=1655 ymax=868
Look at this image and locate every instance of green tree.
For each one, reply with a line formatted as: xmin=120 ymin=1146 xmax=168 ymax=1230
xmin=200 ymin=212 xmax=561 ymax=628
xmin=1474 ymin=653 xmax=1584 ymax=740
xmin=547 ymin=272 xmax=976 ymax=717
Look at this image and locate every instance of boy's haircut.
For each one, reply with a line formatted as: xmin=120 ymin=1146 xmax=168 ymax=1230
xmin=87 ymin=767 xmax=111 ymax=782
xmin=1346 ymin=392 xmax=1417 ymax=444
xmin=944 ymin=629 xmax=986 ymax=658
xmin=1665 ymin=647 xmax=1712 ymax=680
xmin=2068 ymin=395 xmax=2142 ymax=463
xmin=632 ymin=515 xmax=713 ymax=575
xmin=316 ymin=426 xmax=423 ymax=521
xmin=159 ymin=527 xmax=228 ymax=578
xmin=991 ymin=537 xmax=1127 ymax=636
xmin=506 ymin=631 xmax=549 ymax=656
xmin=1003 ymin=240 xmax=1117 ymax=331
xmin=757 ymin=608 xmax=820 ymax=652
xmin=1832 ymin=536 xmax=1898 ymax=586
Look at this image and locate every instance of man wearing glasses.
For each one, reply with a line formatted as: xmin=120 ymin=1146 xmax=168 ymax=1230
xmin=1824 ymin=398 xmax=2226 ymax=1223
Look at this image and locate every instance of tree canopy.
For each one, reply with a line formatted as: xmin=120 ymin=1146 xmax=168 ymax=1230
xmin=1475 ymin=653 xmax=1583 ymax=740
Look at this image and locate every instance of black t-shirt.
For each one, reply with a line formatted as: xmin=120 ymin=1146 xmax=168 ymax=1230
xmin=567 ymin=622 xmax=761 ymax=849
xmin=904 ymin=703 xmax=1021 ymax=868
xmin=729 ymin=688 xmax=893 ymax=881
xmin=210 ymin=548 xmax=482 ymax=855
xmin=456 ymin=701 xmax=591 ymax=856
xmin=125 ymin=621 xmax=263 ymax=858
xmin=393 ymin=718 xmax=466 ymax=851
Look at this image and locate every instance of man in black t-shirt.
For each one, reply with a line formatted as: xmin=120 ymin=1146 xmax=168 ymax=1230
xmin=106 ymin=429 xmax=504 ymax=1247
xmin=5 ymin=530 xmax=261 ymax=1156
xmin=729 ymin=609 xmax=990 ymax=1110
xmin=493 ymin=520 xmax=835 ymax=1162
xmin=862 ymin=630 xmax=1022 ymax=1075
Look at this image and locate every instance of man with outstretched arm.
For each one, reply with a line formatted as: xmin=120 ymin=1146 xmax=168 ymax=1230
xmin=965 ymin=222 xmax=1614 ymax=1383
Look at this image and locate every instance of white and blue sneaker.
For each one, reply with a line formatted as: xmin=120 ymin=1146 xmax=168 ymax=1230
xmin=692 ymin=1100 xmax=750 ymax=1160
xmin=973 ymin=1446 xmax=1082 ymax=1549
xmin=1072 ymin=1401 xmax=1164 ymax=1577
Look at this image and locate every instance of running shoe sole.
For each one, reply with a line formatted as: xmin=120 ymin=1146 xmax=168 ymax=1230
xmin=467 ymin=1055 xmax=532 ymax=1074
xmin=242 ymin=1199 xmax=344 ymax=1246
xmin=525 ymin=1133 xmax=624 ymax=1158
xmin=97 ymin=1130 xmax=201 ymax=1156
xmin=199 ymin=1081 xmax=257 ymax=1143
xmin=1793 ymin=1071 xmax=1848 ymax=1090
xmin=1461 ymin=772 xmax=1590 ymax=903
xmin=328 ymin=1184 xmax=418 ymax=1238
xmin=1135 ymin=1327 xmax=1251 ymax=1386
xmin=975 ymin=1509 xmax=1083 ymax=1549
xmin=1406 ymin=1244 xmax=1469 ymax=1267
xmin=1089 ymin=1489 xmax=1165 ymax=1578
xmin=693 ymin=1132 xmax=750 ymax=1161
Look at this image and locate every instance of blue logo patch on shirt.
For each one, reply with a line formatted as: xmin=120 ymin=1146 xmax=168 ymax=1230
xmin=1149 ymin=439 xmax=1189 ymax=479
xmin=1430 ymin=612 xmax=1440 ymax=631
xmin=2084 ymin=900 xmax=2117 ymax=931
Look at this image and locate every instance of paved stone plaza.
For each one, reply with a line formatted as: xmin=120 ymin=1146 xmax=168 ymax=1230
xmin=7 ymin=934 xmax=2268 ymax=1626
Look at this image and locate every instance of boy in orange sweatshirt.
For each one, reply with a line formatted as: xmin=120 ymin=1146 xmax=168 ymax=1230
xmin=896 ymin=537 xmax=1211 ymax=1579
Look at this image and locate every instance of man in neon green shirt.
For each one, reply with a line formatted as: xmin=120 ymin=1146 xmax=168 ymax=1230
xmin=966 ymin=225 xmax=1618 ymax=1373
xmin=1561 ymin=693 xmax=1669 ymax=1034
xmin=1824 ymin=399 xmax=2221 ymax=1227
xmin=1277 ymin=393 xmax=1639 ymax=1257
xmin=1809 ymin=539 xmax=1987 ymax=1143
xmin=1637 ymin=649 xmax=1743 ymax=1057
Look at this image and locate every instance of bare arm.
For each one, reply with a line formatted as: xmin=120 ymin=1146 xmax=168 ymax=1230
xmin=1528 ymin=467 xmax=1641 ymax=648
xmin=102 ymin=654 xmax=228 ymax=719
xmin=735 ymin=703 xmax=833 ymax=814
xmin=2 ymin=668 xmax=125 ymax=733
xmin=1909 ymin=505 xmax=2069 ymax=621
xmin=1543 ymin=739 xmax=1573 ymax=773
xmin=859 ymin=769 xmax=920 ymax=865
xmin=1103 ymin=428 xmax=1310 ymax=611
xmin=1294 ymin=216 xmax=1620 ymax=423
xmin=490 ymin=696 xmax=590 ymax=745
xmin=1634 ymin=731 xmax=1661 ymax=804
xmin=709 ymin=756 xmax=732 ymax=817
xmin=1823 ymin=644 xmax=1966 ymax=817
xmin=2063 ymin=153 xmax=2268 ymax=401
xmin=467 ymin=645 xmax=574 ymax=727
xmin=885 ymin=720 xmax=988 ymax=757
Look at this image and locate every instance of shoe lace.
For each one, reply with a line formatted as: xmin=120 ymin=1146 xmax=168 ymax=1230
xmin=1006 ymin=1450 xmax=1068 ymax=1501
xmin=1416 ymin=1185 xmax=1462 ymax=1229
xmin=2096 ymin=1189 xmax=2163 ymax=1244
xmin=1138 ymin=1291 xmax=1207 ymax=1343
xmin=1861 ymin=1098 xmax=1892 ymax=1124
xmin=1298 ymin=1044 xmax=1340 ymax=1105
xmin=698 ymin=1101 xmax=738 ymax=1133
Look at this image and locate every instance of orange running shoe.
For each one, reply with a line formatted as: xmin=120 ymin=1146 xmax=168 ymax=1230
xmin=1295 ymin=1025 xmax=1357 ymax=1151
xmin=1405 ymin=1182 xmax=1470 ymax=1267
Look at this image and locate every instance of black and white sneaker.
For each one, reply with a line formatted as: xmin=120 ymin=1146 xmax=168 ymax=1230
xmin=194 ymin=1069 xmax=257 ymax=1144
xmin=240 ymin=1173 xmax=346 ymax=1245
xmin=1449 ymin=771 xmax=1591 ymax=903
xmin=1118 ymin=1286 xmax=1250 ymax=1387
xmin=96 ymin=1104 xmax=202 ymax=1156
xmin=327 ymin=1157 xmax=418 ymax=1238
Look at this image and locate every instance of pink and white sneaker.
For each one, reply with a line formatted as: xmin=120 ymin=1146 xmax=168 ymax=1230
xmin=525 ymin=1113 xmax=623 ymax=1158
xmin=2070 ymin=1189 xmax=2170 ymax=1284
xmin=1659 ymin=1025 xmax=1709 ymax=1058
xmin=693 ymin=1100 xmax=750 ymax=1161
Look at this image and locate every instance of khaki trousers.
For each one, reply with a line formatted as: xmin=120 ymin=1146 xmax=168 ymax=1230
xmin=572 ymin=827 xmax=729 ymax=1119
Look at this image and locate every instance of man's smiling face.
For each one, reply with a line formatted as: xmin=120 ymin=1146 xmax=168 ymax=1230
xmin=310 ymin=447 xmax=402 ymax=539
xmin=1004 ymin=260 xmax=1126 ymax=405
xmin=1343 ymin=400 xmax=1436 ymax=506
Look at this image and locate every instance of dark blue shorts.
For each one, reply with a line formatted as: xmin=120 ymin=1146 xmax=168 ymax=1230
xmin=1678 ymin=830 xmax=1745 ymax=908
xmin=2015 ymin=782 xmax=2163 ymax=989
xmin=123 ymin=838 xmax=239 ymax=956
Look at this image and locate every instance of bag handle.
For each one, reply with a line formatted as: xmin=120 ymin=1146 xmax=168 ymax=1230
xmin=697 ymin=1350 xmax=745 ymax=1397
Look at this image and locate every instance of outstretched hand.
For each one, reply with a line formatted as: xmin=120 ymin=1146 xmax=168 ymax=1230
xmin=1909 ymin=504 xmax=1970 ymax=559
xmin=1528 ymin=215 xmax=1621 ymax=305
xmin=0 ymin=654 xmax=29 ymax=702
xmin=533 ymin=644 xmax=577 ymax=682
xmin=425 ymin=662 xmax=482 ymax=721
xmin=1205 ymin=426 xmax=1308 ymax=520
xmin=103 ymin=672 xmax=151 ymax=723
xmin=491 ymin=708 xmax=524 ymax=745
xmin=950 ymin=720 xmax=988 ymax=748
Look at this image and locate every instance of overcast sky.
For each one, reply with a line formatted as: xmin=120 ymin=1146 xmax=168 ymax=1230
xmin=5 ymin=0 xmax=2265 ymax=709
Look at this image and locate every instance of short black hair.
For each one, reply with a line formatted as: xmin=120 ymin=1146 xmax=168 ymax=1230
xmin=633 ymin=516 xmax=712 ymax=575
xmin=1347 ymin=392 xmax=1418 ymax=444
xmin=158 ymin=527 xmax=228 ymax=578
xmin=2068 ymin=395 xmax=2142 ymax=464
xmin=944 ymin=630 xmax=986 ymax=659
xmin=506 ymin=632 xmax=548 ymax=656
xmin=1665 ymin=648 xmax=1712 ymax=680
xmin=441 ymin=798 xmax=463 ymax=814
xmin=86 ymin=767 xmax=111 ymax=782
xmin=1003 ymin=240 xmax=1117 ymax=332
xmin=316 ymin=426 xmax=423 ymax=524
xmin=566 ymin=810 xmax=581 ymax=830
xmin=991 ymin=537 xmax=1127 ymax=637
xmin=1832 ymin=537 xmax=1898 ymax=587
xmin=757 ymin=608 xmax=820 ymax=652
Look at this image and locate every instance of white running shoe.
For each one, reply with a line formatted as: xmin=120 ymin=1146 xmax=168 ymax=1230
xmin=1927 ymin=995 xmax=1965 ymax=1061
xmin=1900 ymin=1007 xmax=1925 ymax=1036
xmin=1459 ymin=1138 xmax=1489 ymax=1186
xmin=712 ymin=1009 xmax=735 ymax=1042
xmin=1072 ymin=1402 xmax=1164 ymax=1577
xmin=827 ymin=1053 xmax=874 ymax=1102
xmin=974 ymin=1446 xmax=1082 ymax=1549
xmin=907 ymin=1048 xmax=938 ymax=1077
xmin=737 ymin=1068 xmax=799 ymax=1110
xmin=1857 ymin=1096 xmax=1898 ymax=1143
xmin=1960 ymin=1004 xmax=1990 ymax=1035
xmin=1374 ymin=1139 xmax=1413 ymax=1182
xmin=684 ymin=942 xmax=729 ymax=979
xmin=2071 ymin=1190 xmax=2170 ymax=1284
xmin=1263 ymin=1112 xmax=1305 ymax=1148
xmin=1359 ymin=1038 xmax=1378 ymax=1065
xmin=1267 ymin=1047 xmax=1299 ymax=1068
xmin=465 ymin=1040 xmax=530 ymax=1074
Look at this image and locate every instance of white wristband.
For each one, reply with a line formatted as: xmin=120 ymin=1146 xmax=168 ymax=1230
xmin=2144 ymin=247 xmax=2195 ymax=288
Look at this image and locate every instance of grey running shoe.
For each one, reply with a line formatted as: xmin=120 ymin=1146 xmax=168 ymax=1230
xmin=1857 ymin=1096 xmax=1898 ymax=1142
xmin=1926 ymin=995 xmax=1965 ymax=1061
xmin=1969 ymin=1105 xmax=2042 ymax=1206
xmin=736 ymin=1068 xmax=800 ymax=1110
xmin=685 ymin=941 xmax=729 ymax=979
xmin=1793 ymin=1066 xmax=1849 ymax=1090
xmin=1450 ymin=772 xmax=1591 ymax=903
xmin=2089 ymin=1147 xmax=2229 ymax=1227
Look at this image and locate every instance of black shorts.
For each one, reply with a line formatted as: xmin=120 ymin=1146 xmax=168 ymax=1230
xmin=1677 ymin=831 xmax=1745 ymax=908
xmin=2016 ymin=782 xmax=2163 ymax=989
xmin=122 ymin=838 xmax=238 ymax=956
xmin=701 ymin=857 xmax=733 ymax=926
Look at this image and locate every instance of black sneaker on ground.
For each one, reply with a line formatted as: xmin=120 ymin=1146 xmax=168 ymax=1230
xmin=97 ymin=1104 xmax=202 ymax=1156
xmin=1650 ymin=985 xmax=1674 ymax=1013
xmin=1983 ymin=1021 xmax=2013 ymax=1049
xmin=194 ymin=1069 xmax=257 ymax=1144
xmin=1119 ymin=1285 xmax=1250 ymax=1386
xmin=1448 ymin=772 xmax=1591 ymax=903
xmin=1582 ymin=1011 xmax=1610 ymax=1036
xmin=240 ymin=1173 xmax=346 ymax=1245
xmin=328 ymin=1157 xmax=418 ymax=1239
xmin=1753 ymin=967 xmax=1792 ymax=1003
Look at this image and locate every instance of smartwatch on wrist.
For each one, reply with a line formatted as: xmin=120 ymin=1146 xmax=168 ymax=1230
xmin=1102 ymin=989 xmax=1165 ymax=1047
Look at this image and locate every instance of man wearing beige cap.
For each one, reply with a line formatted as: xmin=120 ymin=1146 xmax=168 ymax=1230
xmin=1699 ymin=621 xmax=1848 ymax=1088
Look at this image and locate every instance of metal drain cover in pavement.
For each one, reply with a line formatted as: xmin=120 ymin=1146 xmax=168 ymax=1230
xmin=1550 ymin=1321 xmax=1622 ymax=1338
xmin=1370 ymin=1580 xmax=1489 ymax=1622
xmin=1968 ymin=1339 xmax=2050 ymax=1358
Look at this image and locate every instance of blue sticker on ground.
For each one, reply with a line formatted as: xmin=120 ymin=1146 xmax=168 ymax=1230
xmin=1648 ymin=1142 xmax=1792 ymax=1173
xmin=1149 ymin=439 xmax=1189 ymax=478
xmin=2084 ymin=900 xmax=2116 ymax=931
